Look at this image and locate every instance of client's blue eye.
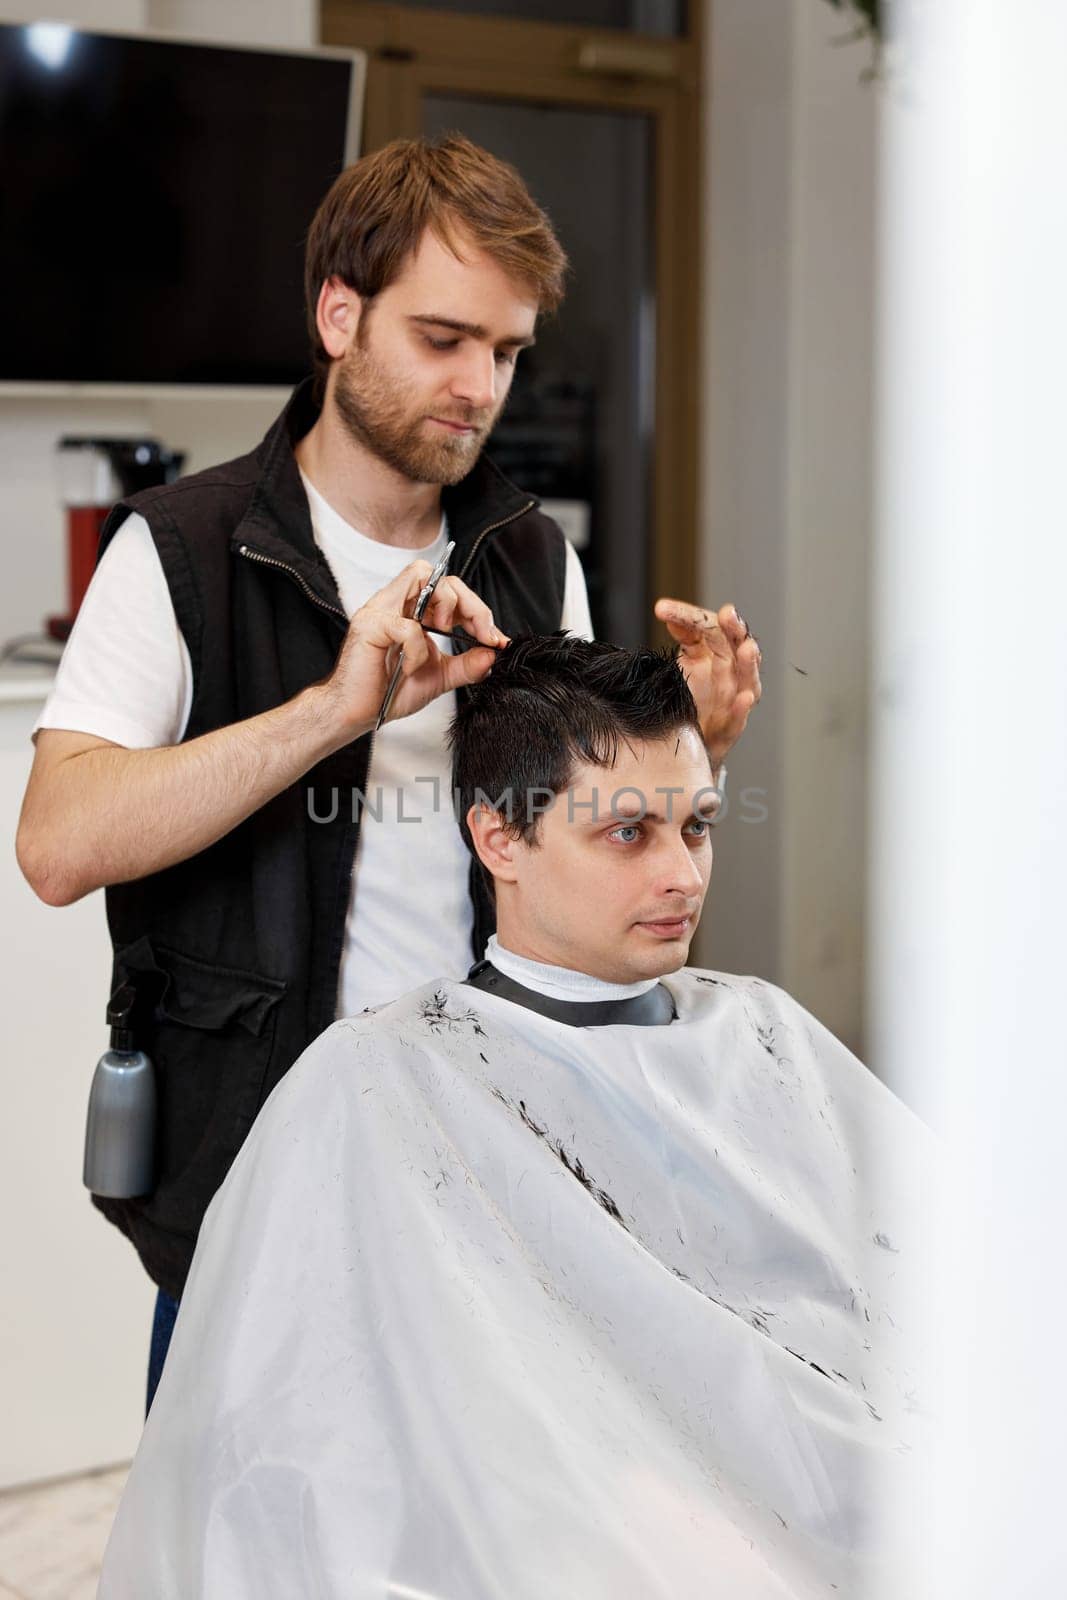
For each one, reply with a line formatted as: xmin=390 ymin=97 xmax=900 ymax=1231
xmin=609 ymin=824 xmax=641 ymax=844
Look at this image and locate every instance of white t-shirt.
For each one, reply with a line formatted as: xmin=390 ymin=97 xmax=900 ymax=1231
xmin=34 ymin=479 xmax=593 ymax=1016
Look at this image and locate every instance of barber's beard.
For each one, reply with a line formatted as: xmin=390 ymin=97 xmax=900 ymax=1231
xmin=333 ymin=337 xmax=496 ymax=486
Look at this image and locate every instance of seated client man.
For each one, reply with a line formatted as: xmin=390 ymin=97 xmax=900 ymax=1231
xmin=99 ymin=637 xmax=927 ymax=1600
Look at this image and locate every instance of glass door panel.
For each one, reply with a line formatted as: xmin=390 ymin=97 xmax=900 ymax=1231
xmin=423 ymin=93 xmax=655 ymax=646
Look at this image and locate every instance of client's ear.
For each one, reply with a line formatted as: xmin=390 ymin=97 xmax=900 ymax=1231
xmin=466 ymin=804 xmax=519 ymax=885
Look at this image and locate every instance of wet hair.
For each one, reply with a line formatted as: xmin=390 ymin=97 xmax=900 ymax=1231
xmin=304 ymin=133 xmax=568 ymax=400
xmin=449 ymin=633 xmax=704 ymax=853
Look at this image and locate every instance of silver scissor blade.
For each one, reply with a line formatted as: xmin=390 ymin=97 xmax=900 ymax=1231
xmin=375 ymin=540 xmax=457 ymax=730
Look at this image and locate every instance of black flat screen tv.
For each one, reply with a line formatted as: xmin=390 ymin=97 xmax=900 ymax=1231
xmin=0 ymin=23 xmax=365 ymax=386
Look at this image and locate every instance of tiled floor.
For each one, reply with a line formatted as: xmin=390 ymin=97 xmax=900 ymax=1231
xmin=0 ymin=1465 xmax=128 ymax=1600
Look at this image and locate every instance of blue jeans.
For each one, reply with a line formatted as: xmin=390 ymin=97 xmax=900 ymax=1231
xmin=147 ymin=1288 xmax=180 ymax=1415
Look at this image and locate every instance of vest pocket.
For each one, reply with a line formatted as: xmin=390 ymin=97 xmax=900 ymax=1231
xmin=113 ymin=938 xmax=287 ymax=1243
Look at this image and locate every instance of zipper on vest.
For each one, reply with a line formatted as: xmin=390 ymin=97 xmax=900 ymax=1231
xmin=238 ymin=543 xmax=347 ymax=623
xmin=457 ymin=500 xmax=536 ymax=583
xmin=241 ymin=497 xmax=534 ymax=623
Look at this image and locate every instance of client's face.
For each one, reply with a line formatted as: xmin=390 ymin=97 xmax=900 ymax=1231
xmin=506 ymin=727 xmax=716 ymax=984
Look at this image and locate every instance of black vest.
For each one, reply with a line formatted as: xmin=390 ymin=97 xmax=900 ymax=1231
xmin=94 ymin=379 xmax=567 ymax=1297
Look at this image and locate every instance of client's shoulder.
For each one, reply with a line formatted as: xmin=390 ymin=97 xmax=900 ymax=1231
xmin=329 ymin=980 xmax=487 ymax=1043
xmin=676 ymin=967 xmax=924 ymax=1126
xmin=671 ymin=966 xmax=804 ymax=1017
xmin=308 ymin=981 xmax=495 ymax=1077
xmin=673 ymin=967 xmax=861 ymax=1066
xmin=253 ymin=981 xmax=478 ymax=1125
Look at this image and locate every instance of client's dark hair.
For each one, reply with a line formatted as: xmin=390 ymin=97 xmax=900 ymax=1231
xmin=449 ymin=633 xmax=702 ymax=853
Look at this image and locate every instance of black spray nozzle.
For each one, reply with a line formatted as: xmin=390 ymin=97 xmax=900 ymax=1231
xmin=107 ymin=983 xmax=138 ymax=1051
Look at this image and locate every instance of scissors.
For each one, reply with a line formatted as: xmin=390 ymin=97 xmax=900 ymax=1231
xmin=376 ymin=541 xmax=456 ymax=730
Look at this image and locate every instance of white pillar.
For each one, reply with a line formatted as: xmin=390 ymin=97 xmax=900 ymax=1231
xmin=872 ymin=2 xmax=1067 ymax=1592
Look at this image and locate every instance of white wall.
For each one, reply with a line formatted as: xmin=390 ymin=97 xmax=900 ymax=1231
xmin=698 ymin=0 xmax=793 ymax=989
xmin=700 ymin=0 xmax=879 ymax=1057
xmin=147 ymin=0 xmax=313 ymax=47
xmin=0 ymin=692 xmax=152 ymax=1490
xmin=5 ymin=0 xmax=144 ymax=21
xmin=873 ymin=4 xmax=1067 ymax=1587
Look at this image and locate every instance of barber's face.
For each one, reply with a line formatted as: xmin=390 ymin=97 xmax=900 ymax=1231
xmin=331 ymin=226 xmax=537 ymax=485
xmin=501 ymin=729 xmax=717 ymax=984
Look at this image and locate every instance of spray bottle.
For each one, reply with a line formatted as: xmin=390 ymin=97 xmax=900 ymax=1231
xmin=83 ymin=984 xmax=156 ymax=1198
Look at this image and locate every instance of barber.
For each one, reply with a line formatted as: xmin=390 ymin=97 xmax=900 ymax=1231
xmin=16 ymin=134 xmax=761 ymax=1404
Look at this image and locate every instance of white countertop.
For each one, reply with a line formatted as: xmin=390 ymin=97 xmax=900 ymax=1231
xmin=0 ymin=661 xmax=57 ymax=703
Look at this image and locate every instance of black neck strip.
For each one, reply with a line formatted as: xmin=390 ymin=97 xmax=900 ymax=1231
xmin=464 ymin=961 xmax=675 ymax=1028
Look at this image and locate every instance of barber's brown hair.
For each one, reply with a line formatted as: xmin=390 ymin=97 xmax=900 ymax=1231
xmin=304 ymin=133 xmax=569 ymax=396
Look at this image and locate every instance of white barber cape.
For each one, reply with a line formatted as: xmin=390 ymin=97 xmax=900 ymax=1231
xmin=99 ymin=971 xmax=928 ymax=1600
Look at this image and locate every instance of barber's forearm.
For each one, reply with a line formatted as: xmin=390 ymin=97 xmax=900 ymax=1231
xmin=23 ymin=684 xmax=357 ymax=904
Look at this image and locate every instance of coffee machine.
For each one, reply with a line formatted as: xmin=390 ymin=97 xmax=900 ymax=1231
xmin=51 ymin=436 xmax=184 ymax=640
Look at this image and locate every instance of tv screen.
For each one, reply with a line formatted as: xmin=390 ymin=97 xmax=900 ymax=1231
xmin=0 ymin=23 xmax=365 ymax=386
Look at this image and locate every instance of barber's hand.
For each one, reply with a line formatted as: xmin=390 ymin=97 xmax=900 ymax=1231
xmin=654 ymin=598 xmax=762 ymax=768
xmin=323 ymin=561 xmax=507 ymax=739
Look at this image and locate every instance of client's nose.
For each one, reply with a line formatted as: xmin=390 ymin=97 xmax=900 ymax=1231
xmin=656 ymin=833 xmax=708 ymax=902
